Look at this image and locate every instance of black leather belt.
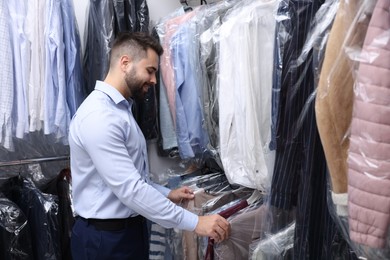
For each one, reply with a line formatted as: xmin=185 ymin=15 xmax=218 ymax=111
xmin=78 ymin=215 xmax=144 ymax=231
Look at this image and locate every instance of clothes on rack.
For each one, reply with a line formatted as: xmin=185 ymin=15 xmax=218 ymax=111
xmin=1 ymin=176 xmax=61 ymax=260
xmin=42 ymin=168 xmax=74 ymax=260
xmin=0 ymin=193 xmax=34 ymax=260
xmin=218 ymin=0 xmax=277 ymax=191
xmin=0 ymin=167 xmax=74 ymax=260
xmin=214 ymin=205 xmax=267 ymax=260
xmin=0 ymin=0 xmax=84 ymax=151
xmin=315 ymin=0 xmax=372 ymax=222
xmin=26 ymin=0 xmax=46 ymax=133
xmin=0 ymin=0 xmax=14 ymax=151
xmin=267 ymin=1 xmax=347 ymax=259
xmin=1 ymin=0 xmax=390 ymax=258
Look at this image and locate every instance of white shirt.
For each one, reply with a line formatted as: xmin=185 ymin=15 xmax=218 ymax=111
xmin=218 ymin=0 xmax=277 ymax=190
xmin=0 ymin=0 xmax=14 ymax=151
xmin=25 ymin=0 xmax=46 ymax=132
xmin=69 ymin=81 xmax=198 ymax=231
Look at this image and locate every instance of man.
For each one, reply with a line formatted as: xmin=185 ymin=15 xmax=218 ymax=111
xmin=69 ymin=32 xmax=230 ymax=259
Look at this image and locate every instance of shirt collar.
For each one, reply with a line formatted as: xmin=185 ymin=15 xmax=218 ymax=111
xmin=94 ymin=81 xmax=131 ymax=106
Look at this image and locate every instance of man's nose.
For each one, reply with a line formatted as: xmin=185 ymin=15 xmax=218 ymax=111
xmin=150 ymin=73 xmax=157 ymax=85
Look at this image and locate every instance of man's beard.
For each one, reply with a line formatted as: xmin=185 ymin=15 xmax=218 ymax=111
xmin=125 ymin=67 xmax=147 ymax=102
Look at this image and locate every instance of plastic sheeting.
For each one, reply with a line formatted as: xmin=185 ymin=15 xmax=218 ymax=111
xmin=152 ymin=0 xmax=390 ymax=258
xmin=1 ymin=176 xmax=60 ymax=260
xmin=316 ymin=0 xmax=390 ymax=258
xmin=155 ymin=0 xmax=353 ymax=258
xmin=249 ymin=222 xmax=295 ymax=260
xmin=0 ymin=193 xmax=33 ymax=260
xmin=83 ymin=0 xmax=150 ymax=94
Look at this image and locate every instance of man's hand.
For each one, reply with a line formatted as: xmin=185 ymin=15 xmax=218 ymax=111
xmin=194 ymin=215 xmax=231 ymax=242
xmin=168 ymin=186 xmax=195 ymax=204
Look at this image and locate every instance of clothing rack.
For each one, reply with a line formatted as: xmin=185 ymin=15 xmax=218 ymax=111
xmin=0 ymin=155 xmax=70 ymax=168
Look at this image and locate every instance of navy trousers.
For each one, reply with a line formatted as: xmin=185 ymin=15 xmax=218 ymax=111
xmin=71 ymin=217 xmax=149 ymax=260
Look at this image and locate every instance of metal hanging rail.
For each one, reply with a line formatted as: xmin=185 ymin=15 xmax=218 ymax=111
xmin=0 ymin=155 xmax=70 ymax=167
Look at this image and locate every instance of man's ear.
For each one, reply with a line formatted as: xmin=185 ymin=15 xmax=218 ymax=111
xmin=119 ymin=55 xmax=131 ymax=72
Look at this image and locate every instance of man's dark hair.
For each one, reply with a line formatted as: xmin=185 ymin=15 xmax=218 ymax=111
xmin=109 ymin=32 xmax=163 ymax=66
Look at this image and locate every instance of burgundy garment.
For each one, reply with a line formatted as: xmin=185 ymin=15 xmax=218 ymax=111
xmin=204 ymin=200 xmax=249 ymax=260
xmin=348 ymin=0 xmax=390 ymax=248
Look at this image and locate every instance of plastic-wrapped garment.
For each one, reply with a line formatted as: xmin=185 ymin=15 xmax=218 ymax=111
xmin=267 ymin=0 xmax=357 ymax=259
xmin=218 ymin=0 xmax=278 ymax=191
xmin=348 ymin=0 xmax=390 ymax=250
xmin=61 ymin=0 xmax=86 ymax=118
xmin=326 ymin=176 xmax=390 ymax=260
xmin=214 ymin=204 xmax=267 ymax=260
xmin=135 ymin=0 xmax=149 ymax=32
xmin=180 ymin=179 xmax=253 ymax=260
xmin=315 ymin=0 xmax=371 ymax=197
xmin=249 ymin=222 xmax=295 ymax=260
xmin=156 ymin=7 xmax=184 ymax=152
xmin=319 ymin=3 xmax=390 ymax=258
xmin=0 ymin=193 xmax=33 ymax=260
xmin=42 ymin=168 xmax=74 ymax=260
xmin=158 ymin=66 xmax=179 ymax=151
xmin=113 ymin=0 xmax=136 ymax=33
xmin=1 ymin=176 xmax=60 ymax=260
xmin=133 ymin=79 xmax=159 ymax=140
xmin=133 ymin=27 xmax=160 ymax=141
xmin=83 ymin=0 xmax=114 ymax=95
xmin=157 ymin=8 xmax=198 ymax=128
xmin=203 ymin=192 xmax=263 ymax=260
xmin=195 ymin=0 xmax=239 ymax=164
xmin=170 ymin=15 xmax=210 ymax=159
xmin=315 ymin=6 xmax=373 ymax=256
xmin=169 ymin=1 xmax=240 ymax=160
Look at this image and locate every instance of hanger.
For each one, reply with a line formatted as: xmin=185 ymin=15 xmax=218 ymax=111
xmin=181 ymin=172 xmax=223 ymax=187
xmin=246 ymin=189 xmax=263 ymax=205
xmin=203 ymin=179 xmax=230 ymax=193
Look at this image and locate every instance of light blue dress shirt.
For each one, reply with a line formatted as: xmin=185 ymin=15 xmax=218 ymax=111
xmin=159 ymin=75 xmax=178 ymax=151
xmin=61 ymin=0 xmax=85 ymax=117
xmin=44 ymin=0 xmax=70 ymax=142
xmin=69 ymin=81 xmax=198 ymax=231
xmin=171 ymin=23 xmax=209 ymax=159
xmin=8 ymin=0 xmax=29 ymax=140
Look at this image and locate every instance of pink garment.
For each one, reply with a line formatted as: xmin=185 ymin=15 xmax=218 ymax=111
xmin=160 ymin=10 xmax=197 ymax=125
xmin=348 ymin=0 xmax=390 ymax=248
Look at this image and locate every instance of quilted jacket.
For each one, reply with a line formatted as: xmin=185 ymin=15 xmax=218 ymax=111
xmin=348 ymin=0 xmax=390 ymax=248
